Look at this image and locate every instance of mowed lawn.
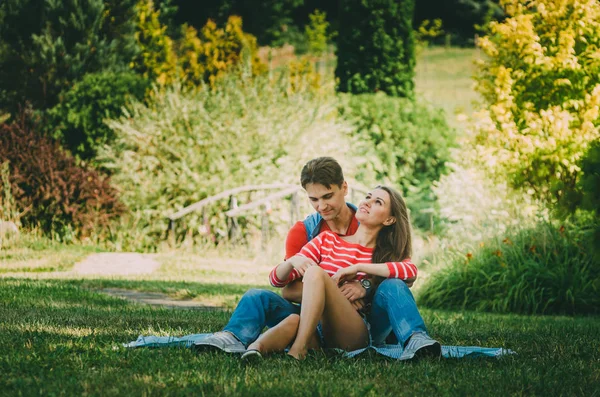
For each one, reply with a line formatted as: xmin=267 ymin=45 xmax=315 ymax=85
xmin=2 ymin=47 xmax=599 ymax=395
xmin=1 ymin=277 xmax=599 ymax=396
xmin=415 ymin=46 xmax=482 ymax=127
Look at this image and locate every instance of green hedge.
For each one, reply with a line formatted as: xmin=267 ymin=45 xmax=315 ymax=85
xmin=48 ymin=71 xmax=149 ymax=161
xmin=338 ymin=93 xmax=456 ymax=231
xmin=336 ymin=0 xmax=416 ymax=97
xmin=419 ymin=222 xmax=600 ymax=315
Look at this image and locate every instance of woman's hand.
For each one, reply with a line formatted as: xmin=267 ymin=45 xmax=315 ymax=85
xmin=332 ymin=265 xmax=361 ymax=285
xmin=286 ymin=255 xmax=317 ymax=277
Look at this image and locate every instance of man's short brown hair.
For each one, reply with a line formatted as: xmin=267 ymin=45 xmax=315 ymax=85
xmin=300 ymin=157 xmax=344 ymax=189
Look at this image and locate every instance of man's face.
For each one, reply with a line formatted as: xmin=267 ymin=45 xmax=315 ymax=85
xmin=305 ymin=182 xmax=348 ymax=221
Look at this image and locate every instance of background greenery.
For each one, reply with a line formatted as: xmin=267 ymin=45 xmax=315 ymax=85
xmin=1 ymin=1 xmax=599 ymax=394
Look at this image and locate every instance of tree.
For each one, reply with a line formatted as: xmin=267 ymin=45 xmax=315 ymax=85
xmin=172 ymin=0 xmax=304 ymax=46
xmin=471 ymin=0 xmax=600 ymax=206
xmin=0 ymin=0 xmax=138 ymax=114
xmin=335 ymin=0 xmax=416 ymax=97
xmin=132 ymin=0 xmax=178 ymax=87
xmin=414 ymin=0 xmax=503 ymax=43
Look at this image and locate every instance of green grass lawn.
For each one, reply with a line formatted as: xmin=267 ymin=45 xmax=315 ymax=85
xmin=415 ymin=46 xmax=482 ymax=127
xmin=1 ymin=278 xmax=599 ymax=396
xmin=0 ymin=234 xmax=103 ymax=274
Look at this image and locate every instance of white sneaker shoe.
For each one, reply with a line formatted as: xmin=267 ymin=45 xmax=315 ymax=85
xmin=400 ymin=332 xmax=442 ymax=360
xmin=193 ymin=331 xmax=246 ymax=354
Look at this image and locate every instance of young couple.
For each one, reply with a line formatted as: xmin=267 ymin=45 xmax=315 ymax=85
xmin=194 ymin=157 xmax=441 ymax=360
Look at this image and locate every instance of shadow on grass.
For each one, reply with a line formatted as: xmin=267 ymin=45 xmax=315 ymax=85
xmin=1 ymin=278 xmax=599 ymax=396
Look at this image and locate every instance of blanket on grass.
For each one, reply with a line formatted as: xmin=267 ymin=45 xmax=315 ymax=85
xmin=122 ymin=333 xmax=516 ymax=360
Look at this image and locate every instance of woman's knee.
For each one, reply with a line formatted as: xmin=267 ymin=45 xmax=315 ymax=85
xmin=303 ymin=265 xmax=327 ymax=281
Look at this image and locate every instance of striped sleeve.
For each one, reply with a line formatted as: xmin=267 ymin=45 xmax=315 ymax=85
xmin=386 ymin=258 xmax=418 ymax=280
xmin=269 ymin=266 xmax=300 ymax=288
xmin=296 ymin=233 xmax=325 ymax=263
xmin=269 ymin=233 xmax=327 ymax=287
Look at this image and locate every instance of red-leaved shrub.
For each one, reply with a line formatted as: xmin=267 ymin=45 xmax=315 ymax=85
xmin=0 ymin=118 xmax=125 ymax=237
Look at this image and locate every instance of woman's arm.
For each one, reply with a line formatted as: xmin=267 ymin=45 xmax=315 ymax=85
xmin=269 ymin=256 xmax=315 ymax=287
xmin=269 ymin=234 xmax=325 ymax=287
xmin=331 ymin=260 xmax=417 ymax=285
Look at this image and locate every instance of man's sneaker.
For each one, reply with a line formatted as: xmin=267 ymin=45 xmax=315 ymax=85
xmin=193 ymin=331 xmax=246 ymax=354
xmin=400 ymin=332 xmax=442 ymax=360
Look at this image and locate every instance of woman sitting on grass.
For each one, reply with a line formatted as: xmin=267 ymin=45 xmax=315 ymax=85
xmin=242 ymin=185 xmax=420 ymax=360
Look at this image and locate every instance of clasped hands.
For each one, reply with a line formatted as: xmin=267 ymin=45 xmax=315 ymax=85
xmin=287 ymin=256 xmax=366 ymax=310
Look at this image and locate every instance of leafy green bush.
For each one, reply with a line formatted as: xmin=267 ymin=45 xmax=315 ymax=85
xmin=561 ymin=139 xmax=600 ymax=256
xmin=0 ymin=0 xmax=138 ymax=113
xmin=338 ymin=93 xmax=456 ymax=231
xmin=177 ymin=16 xmax=266 ymax=88
xmin=304 ymin=9 xmax=331 ymax=56
xmin=419 ymin=222 xmax=600 ymax=315
xmin=0 ymin=117 xmax=125 ymax=239
xmin=48 ymin=71 xmax=149 ymax=161
xmin=133 ymin=0 xmax=178 ymax=87
xmin=336 ymin=0 xmax=416 ymax=97
xmin=471 ymin=0 xmax=600 ymax=206
xmin=100 ymin=67 xmax=355 ymax=249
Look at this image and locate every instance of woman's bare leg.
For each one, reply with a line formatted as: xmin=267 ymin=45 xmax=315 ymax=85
xmin=288 ymin=266 xmax=368 ymax=359
xmin=247 ymin=314 xmax=300 ymax=355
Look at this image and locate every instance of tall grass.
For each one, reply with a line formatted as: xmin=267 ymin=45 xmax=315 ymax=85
xmin=418 ymin=222 xmax=600 ymax=315
xmin=99 ymin=66 xmax=360 ymax=251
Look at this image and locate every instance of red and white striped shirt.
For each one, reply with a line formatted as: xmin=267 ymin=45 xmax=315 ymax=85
xmin=269 ymin=231 xmax=417 ymax=287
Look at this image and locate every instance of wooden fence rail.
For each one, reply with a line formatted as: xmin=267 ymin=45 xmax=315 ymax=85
xmin=166 ymin=183 xmax=368 ymax=247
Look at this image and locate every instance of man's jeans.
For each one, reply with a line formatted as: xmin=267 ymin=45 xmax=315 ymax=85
xmin=367 ymin=278 xmax=427 ymax=345
xmin=223 ymin=279 xmax=427 ymax=347
xmin=223 ymin=289 xmax=300 ymax=346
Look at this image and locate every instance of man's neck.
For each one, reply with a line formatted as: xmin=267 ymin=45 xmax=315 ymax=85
xmin=325 ymin=204 xmax=354 ymax=235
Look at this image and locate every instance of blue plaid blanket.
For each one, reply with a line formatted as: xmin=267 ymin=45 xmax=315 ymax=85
xmin=123 ymin=333 xmax=515 ymax=359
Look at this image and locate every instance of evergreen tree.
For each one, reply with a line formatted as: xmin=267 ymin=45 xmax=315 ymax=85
xmin=0 ymin=0 xmax=138 ymax=114
xmin=336 ymin=0 xmax=416 ymax=97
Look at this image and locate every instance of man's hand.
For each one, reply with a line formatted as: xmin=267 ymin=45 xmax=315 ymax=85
xmin=339 ymin=280 xmax=366 ymax=302
xmin=286 ymin=255 xmax=317 ymax=276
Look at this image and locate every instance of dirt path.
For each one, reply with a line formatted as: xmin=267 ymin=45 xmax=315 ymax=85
xmin=74 ymin=253 xmax=220 ymax=309
xmin=73 ymin=253 xmax=160 ymax=276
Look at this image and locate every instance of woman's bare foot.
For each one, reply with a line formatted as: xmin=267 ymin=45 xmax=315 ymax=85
xmin=287 ymin=347 xmax=307 ymax=360
xmin=246 ymin=340 xmax=263 ymax=353
xmin=245 ymin=314 xmax=300 ymax=356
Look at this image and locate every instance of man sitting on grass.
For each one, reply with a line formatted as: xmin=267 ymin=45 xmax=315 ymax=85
xmin=194 ymin=157 xmax=440 ymax=359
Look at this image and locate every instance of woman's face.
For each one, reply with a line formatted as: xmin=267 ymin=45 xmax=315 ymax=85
xmin=356 ymin=188 xmax=394 ymax=226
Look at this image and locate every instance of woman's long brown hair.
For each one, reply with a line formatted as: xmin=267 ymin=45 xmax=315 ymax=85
xmin=371 ymin=185 xmax=412 ymax=264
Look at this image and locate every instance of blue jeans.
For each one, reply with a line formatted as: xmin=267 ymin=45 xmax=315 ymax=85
xmin=224 ymin=279 xmax=428 ymax=347
xmin=367 ymin=278 xmax=428 ymax=345
xmin=223 ymin=289 xmax=300 ymax=346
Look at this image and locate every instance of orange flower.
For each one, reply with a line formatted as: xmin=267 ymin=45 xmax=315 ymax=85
xmin=494 ymin=250 xmax=503 ymax=257
xmin=559 ymin=225 xmax=565 ymax=234
xmin=502 ymin=238 xmax=513 ymax=245
xmin=466 ymin=252 xmax=473 ymax=260
xmin=529 ymin=245 xmax=536 ymax=253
